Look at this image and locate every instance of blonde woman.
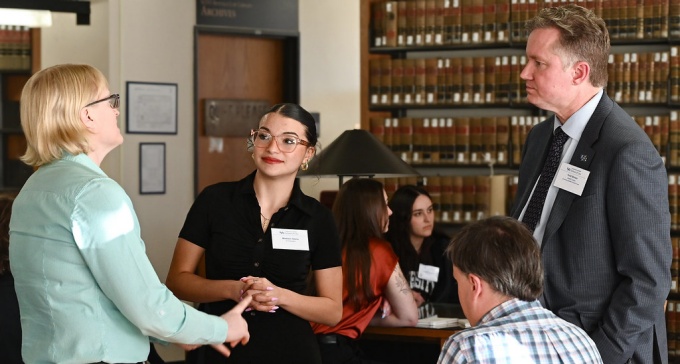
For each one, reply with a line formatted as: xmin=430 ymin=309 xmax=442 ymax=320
xmin=10 ymin=64 xmax=251 ymax=364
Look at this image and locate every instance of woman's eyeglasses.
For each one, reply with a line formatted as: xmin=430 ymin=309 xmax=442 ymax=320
xmin=250 ymin=129 xmax=310 ymax=153
xmin=85 ymin=94 xmax=120 ymax=109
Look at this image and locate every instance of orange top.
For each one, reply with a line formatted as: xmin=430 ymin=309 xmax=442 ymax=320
xmin=312 ymin=238 xmax=398 ymax=339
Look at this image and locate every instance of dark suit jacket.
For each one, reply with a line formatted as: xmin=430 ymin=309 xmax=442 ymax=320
xmin=511 ymin=94 xmax=671 ymax=364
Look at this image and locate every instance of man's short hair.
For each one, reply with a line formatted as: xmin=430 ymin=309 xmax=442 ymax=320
xmin=446 ymin=216 xmax=543 ymax=301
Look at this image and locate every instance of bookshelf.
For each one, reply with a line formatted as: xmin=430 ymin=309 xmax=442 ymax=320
xmin=360 ymin=0 xmax=680 ymax=360
xmin=0 ymin=27 xmax=39 ymax=192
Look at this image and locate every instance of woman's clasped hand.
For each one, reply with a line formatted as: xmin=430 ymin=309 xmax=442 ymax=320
xmin=239 ymin=276 xmax=280 ymax=313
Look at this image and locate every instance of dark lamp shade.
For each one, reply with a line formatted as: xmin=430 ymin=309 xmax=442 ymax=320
xmin=298 ymin=129 xmax=420 ymax=181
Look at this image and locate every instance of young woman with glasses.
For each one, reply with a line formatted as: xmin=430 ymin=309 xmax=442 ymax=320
xmin=166 ymin=103 xmax=343 ymax=364
xmin=9 ymin=64 xmax=252 ymax=364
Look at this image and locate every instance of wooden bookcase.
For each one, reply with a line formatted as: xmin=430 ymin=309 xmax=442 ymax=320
xmin=360 ymin=0 xmax=680 ymax=360
xmin=0 ymin=27 xmax=40 ymax=192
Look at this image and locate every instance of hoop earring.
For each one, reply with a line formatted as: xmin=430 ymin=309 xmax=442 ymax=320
xmin=301 ymin=160 xmax=309 ymax=171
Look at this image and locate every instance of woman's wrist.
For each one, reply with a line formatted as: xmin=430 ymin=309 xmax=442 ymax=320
xmin=227 ymin=279 xmax=245 ymax=301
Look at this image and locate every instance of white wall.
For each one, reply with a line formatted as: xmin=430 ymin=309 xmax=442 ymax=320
xmin=299 ymin=0 xmax=361 ymax=196
xmin=39 ymin=0 xmax=358 ymax=361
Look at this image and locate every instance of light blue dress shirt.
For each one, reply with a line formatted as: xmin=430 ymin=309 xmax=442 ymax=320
xmin=9 ymin=153 xmax=228 ymax=364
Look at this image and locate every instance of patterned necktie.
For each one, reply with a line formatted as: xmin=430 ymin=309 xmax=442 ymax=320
xmin=522 ymin=127 xmax=569 ymax=231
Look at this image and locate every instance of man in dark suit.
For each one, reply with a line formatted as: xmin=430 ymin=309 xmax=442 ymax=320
xmin=511 ymin=5 xmax=671 ymax=364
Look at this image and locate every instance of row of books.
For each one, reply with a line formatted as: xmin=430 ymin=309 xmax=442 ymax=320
xmin=371 ymin=0 xmax=674 ymax=48
xmin=368 ymin=56 xmax=527 ymax=106
xmin=377 ymin=174 xmax=517 ymax=224
xmin=671 ymin=47 xmax=680 ymax=104
xmin=669 ymin=174 xmax=680 ymax=231
xmin=0 ymin=25 xmax=31 ymax=71
xmin=371 ymin=112 xmax=675 ymax=168
xmin=666 ymin=300 xmax=680 ymax=355
xmin=369 ymin=49 xmax=677 ymax=108
xmin=371 ymin=115 xmax=521 ymax=166
xmin=608 ymin=51 xmax=670 ymax=105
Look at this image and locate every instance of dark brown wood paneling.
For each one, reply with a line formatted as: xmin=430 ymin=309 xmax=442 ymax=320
xmin=196 ymin=34 xmax=285 ymax=193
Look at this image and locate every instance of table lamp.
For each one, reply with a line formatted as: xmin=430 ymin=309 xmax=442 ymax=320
xmin=298 ymin=129 xmax=420 ymax=189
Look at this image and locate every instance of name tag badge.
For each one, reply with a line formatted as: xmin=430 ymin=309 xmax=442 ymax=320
xmin=417 ymin=264 xmax=439 ymax=282
xmin=271 ymin=228 xmax=310 ymax=251
xmin=554 ymin=163 xmax=590 ymax=196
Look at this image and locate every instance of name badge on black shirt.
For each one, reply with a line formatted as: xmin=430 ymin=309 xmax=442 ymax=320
xmin=272 ymin=228 xmax=310 ymax=251
xmin=417 ymin=264 xmax=439 ymax=282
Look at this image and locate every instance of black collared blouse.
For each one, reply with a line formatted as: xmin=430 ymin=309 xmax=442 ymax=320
xmin=178 ymin=170 xmax=342 ymax=363
xmin=180 ymin=170 xmax=341 ymax=302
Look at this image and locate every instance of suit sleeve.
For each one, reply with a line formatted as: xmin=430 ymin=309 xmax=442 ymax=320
xmin=591 ymin=138 xmax=671 ymax=361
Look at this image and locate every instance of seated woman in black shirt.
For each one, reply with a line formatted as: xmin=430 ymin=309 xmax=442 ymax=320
xmin=385 ymin=185 xmax=458 ymax=307
xmin=166 ymin=103 xmax=343 ymax=364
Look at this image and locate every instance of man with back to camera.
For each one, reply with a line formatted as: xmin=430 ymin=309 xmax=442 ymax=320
xmin=511 ymin=5 xmax=671 ymax=363
xmin=438 ymin=216 xmax=602 ymax=363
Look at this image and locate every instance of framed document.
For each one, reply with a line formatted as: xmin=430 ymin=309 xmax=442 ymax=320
xmin=139 ymin=143 xmax=166 ymax=194
xmin=126 ymin=82 xmax=178 ymax=134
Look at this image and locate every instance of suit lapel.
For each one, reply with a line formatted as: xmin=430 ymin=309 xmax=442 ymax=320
xmin=541 ymin=95 xmax=611 ymax=245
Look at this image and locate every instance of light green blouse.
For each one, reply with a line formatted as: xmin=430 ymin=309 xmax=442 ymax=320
xmin=9 ymin=153 xmax=227 ymax=364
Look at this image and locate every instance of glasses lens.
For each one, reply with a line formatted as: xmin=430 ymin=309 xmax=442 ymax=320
xmin=109 ymin=95 xmax=120 ymax=109
xmin=253 ymin=131 xmax=272 ymax=147
xmin=277 ymin=136 xmax=298 ymax=152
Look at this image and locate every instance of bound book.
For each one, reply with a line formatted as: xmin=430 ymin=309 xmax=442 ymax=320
xmin=496 ymin=0 xmax=510 ymax=43
xmin=391 ymin=58 xmax=404 ymax=105
xmin=440 ymin=175 xmax=454 ymax=223
xmin=462 ymin=57 xmax=474 ymax=104
xmin=384 ymin=1 xmax=399 ymax=47
xmin=425 ymin=0 xmax=436 ymax=45
xmin=379 ymin=58 xmax=392 ymax=105
xmin=397 ymin=1 xmax=408 ymax=46
xmin=484 ymin=57 xmax=496 ymax=104
xmin=452 ymin=176 xmax=464 ymax=223
xmin=473 ymin=56 xmax=485 ymax=104
xmin=369 ymin=58 xmax=382 ymax=105
xmin=415 ymin=58 xmax=427 ymax=105
xmin=425 ymin=58 xmax=439 ymax=104
xmin=670 ymin=111 xmax=679 ymax=167
xmin=496 ymin=56 xmax=510 ymax=104
xmin=496 ymin=116 xmax=510 ymax=165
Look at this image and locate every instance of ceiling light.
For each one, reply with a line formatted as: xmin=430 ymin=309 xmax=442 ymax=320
xmin=0 ymin=8 xmax=52 ymax=27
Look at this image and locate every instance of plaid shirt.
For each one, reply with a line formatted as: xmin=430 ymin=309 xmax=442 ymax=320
xmin=438 ymin=298 xmax=603 ymax=364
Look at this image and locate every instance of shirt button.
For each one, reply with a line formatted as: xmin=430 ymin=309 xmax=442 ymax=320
xmin=254 ymin=262 xmax=260 ymax=267
xmin=257 ymin=238 xmax=263 ymax=243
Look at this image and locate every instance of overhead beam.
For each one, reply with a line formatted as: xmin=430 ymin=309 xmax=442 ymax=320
xmin=0 ymin=0 xmax=90 ymax=25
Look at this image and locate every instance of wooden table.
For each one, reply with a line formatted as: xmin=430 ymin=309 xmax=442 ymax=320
xmin=362 ymin=325 xmax=460 ymax=347
xmin=361 ymin=303 xmax=465 ymax=348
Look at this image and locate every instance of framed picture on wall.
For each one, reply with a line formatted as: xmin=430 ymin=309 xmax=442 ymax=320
xmin=139 ymin=142 xmax=166 ymax=194
xmin=126 ymin=82 xmax=178 ymax=134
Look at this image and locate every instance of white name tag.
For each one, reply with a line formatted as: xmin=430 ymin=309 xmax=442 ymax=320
xmin=554 ymin=163 xmax=590 ymax=196
xmin=271 ymin=228 xmax=309 ymax=251
xmin=417 ymin=264 xmax=439 ymax=282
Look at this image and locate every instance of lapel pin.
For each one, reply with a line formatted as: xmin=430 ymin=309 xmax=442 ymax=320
xmin=580 ymin=154 xmax=588 ymax=162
